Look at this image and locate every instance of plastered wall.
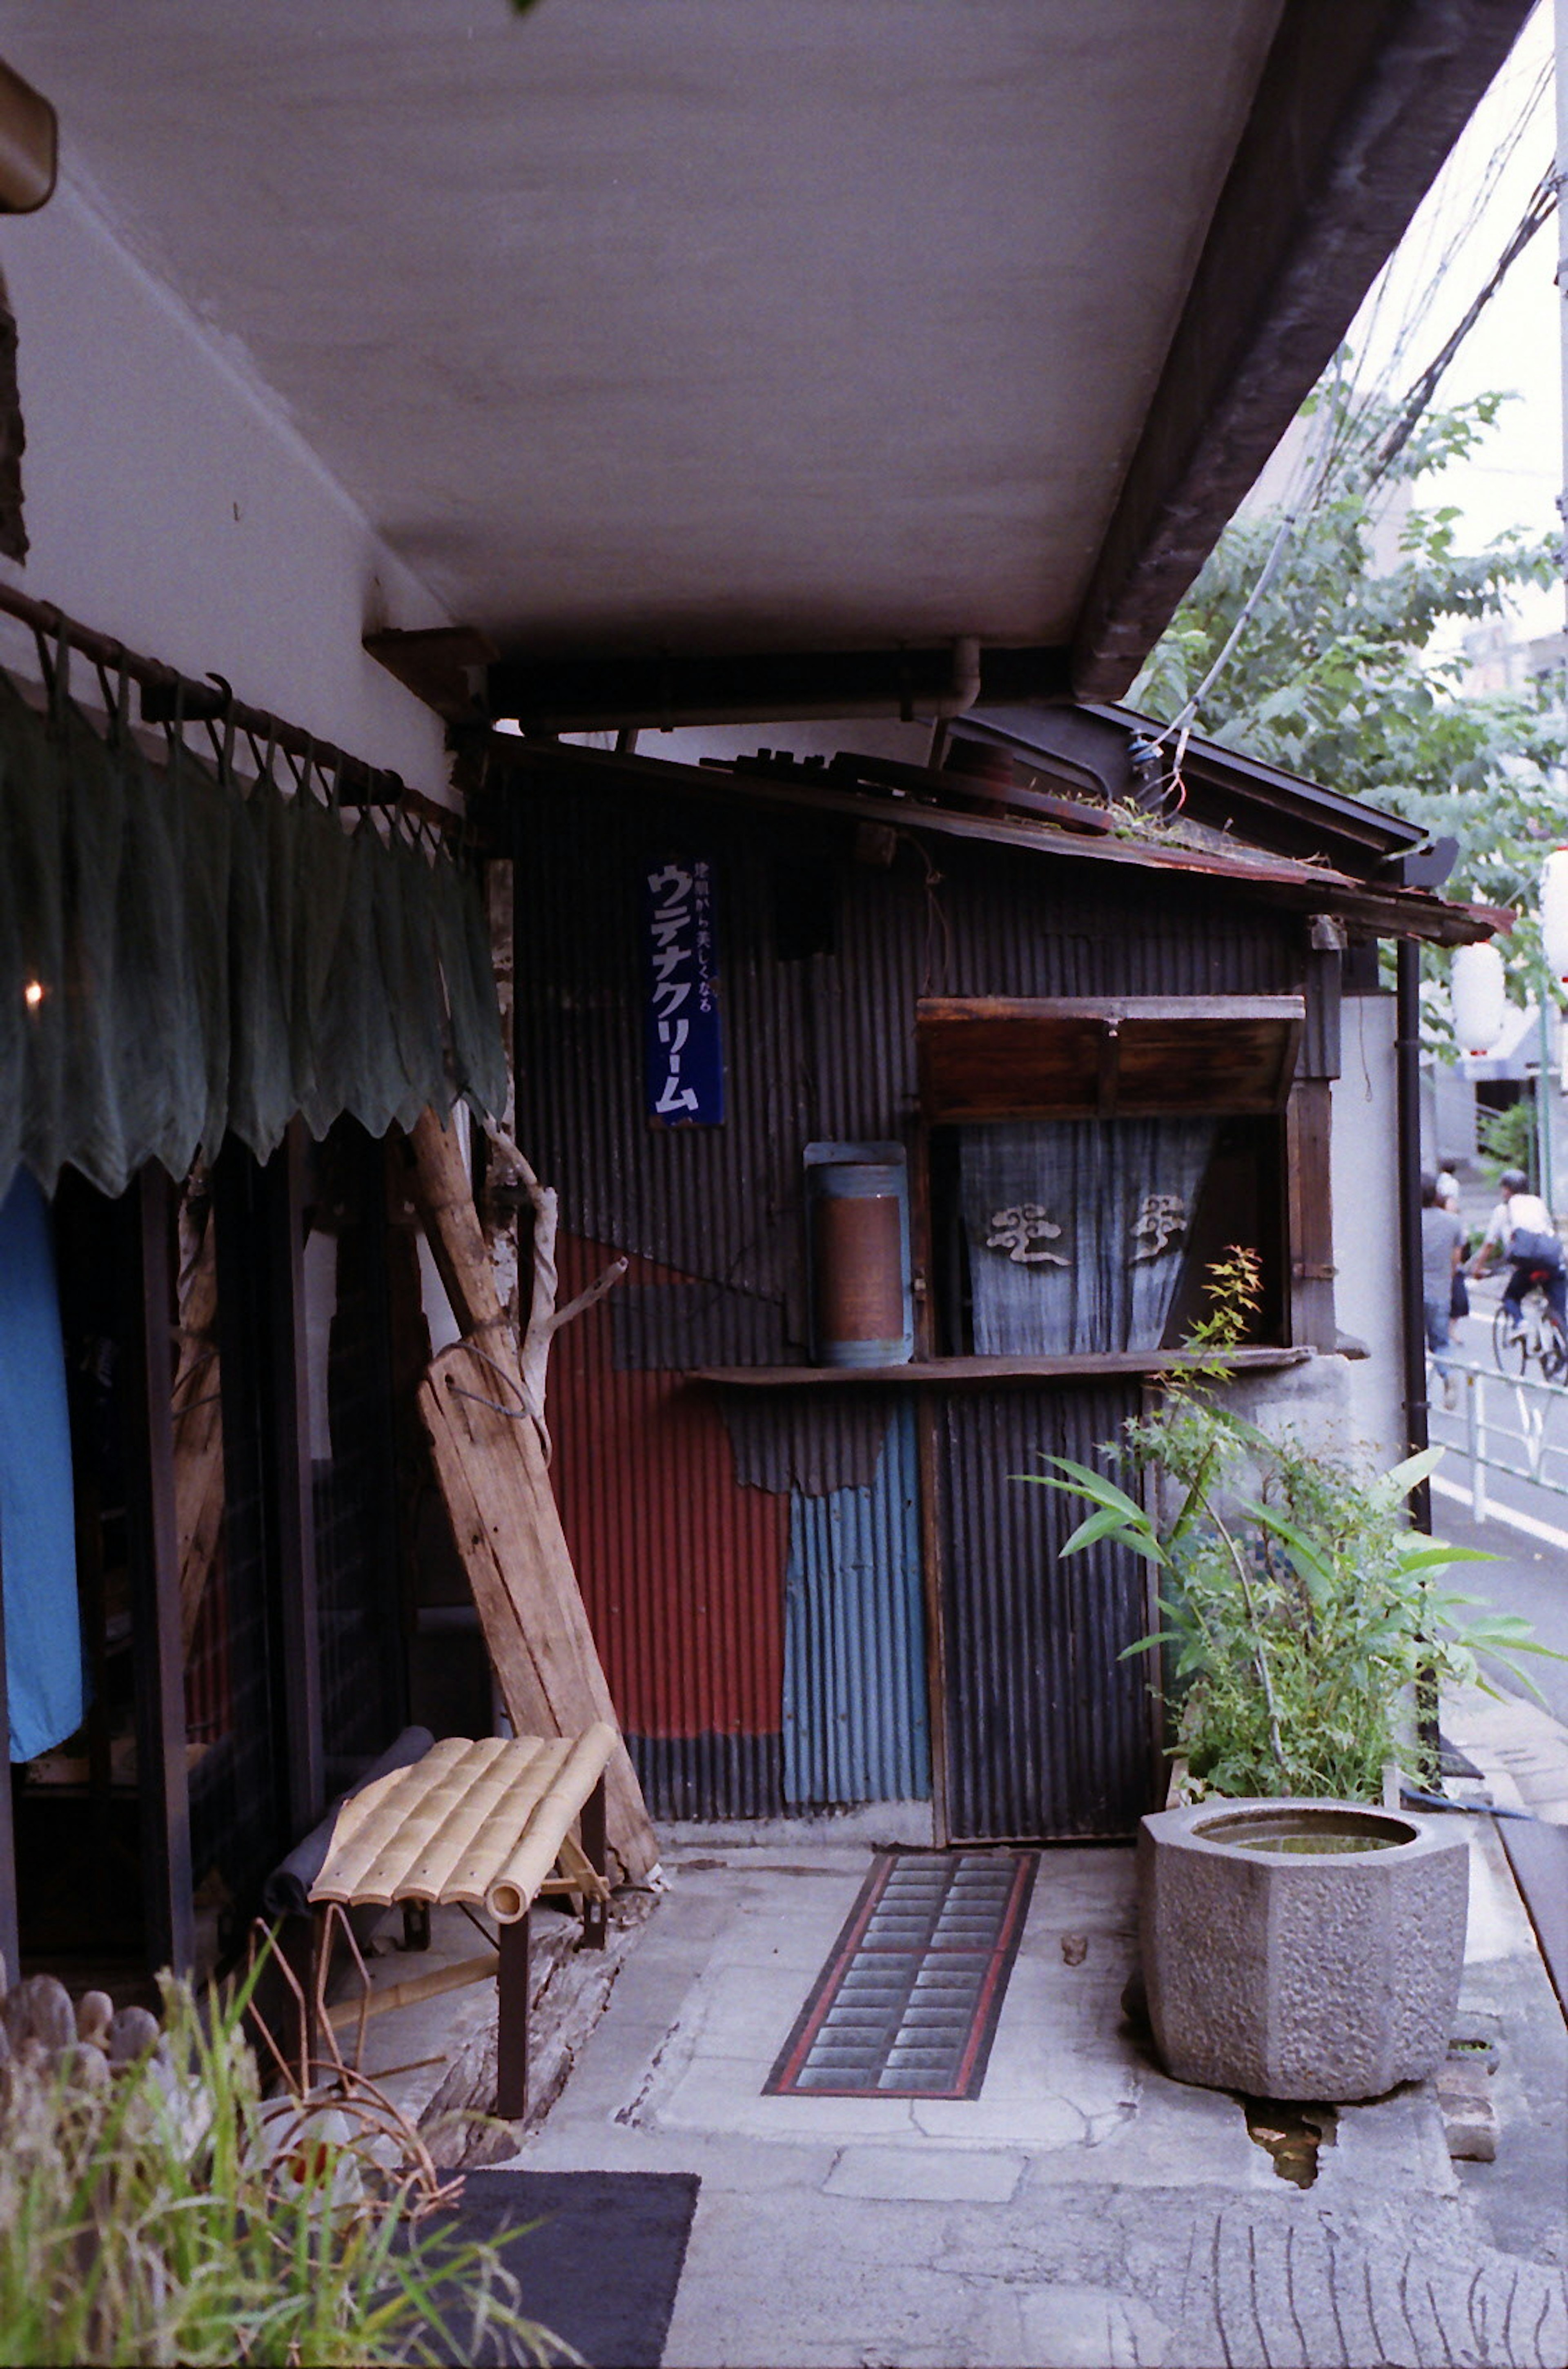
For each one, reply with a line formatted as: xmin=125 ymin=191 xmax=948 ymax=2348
xmin=0 ymin=180 xmax=453 ymax=798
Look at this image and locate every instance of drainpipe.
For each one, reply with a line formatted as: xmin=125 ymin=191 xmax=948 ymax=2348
xmin=1395 ymin=936 xmax=1432 ymax=1530
xmin=1397 ymin=933 xmax=1440 ymax=1765
xmin=929 ymin=635 xmax=982 ymax=720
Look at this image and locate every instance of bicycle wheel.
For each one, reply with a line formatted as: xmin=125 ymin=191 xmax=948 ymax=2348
xmin=1494 ymin=1300 xmax=1528 ymax=1377
xmin=1542 ymin=1317 xmax=1568 ymax=1384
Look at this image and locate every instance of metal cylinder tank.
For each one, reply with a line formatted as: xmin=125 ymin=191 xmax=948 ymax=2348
xmin=805 ymin=1142 xmax=913 ymax=1367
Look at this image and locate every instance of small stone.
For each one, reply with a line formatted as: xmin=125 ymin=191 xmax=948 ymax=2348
xmin=1437 ymin=2061 xmax=1498 ymax=2162
xmin=1061 ymin=1933 xmax=1088 ymax=1966
xmin=10 ymin=1975 xmax=75 ymax=2056
xmin=74 ymin=1992 xmax=113 ymax=2050
xmin=57 ymin=2043 xmax=112 ymax=2093
xmin=107 ymin=2006 xmax=162 ymax=2067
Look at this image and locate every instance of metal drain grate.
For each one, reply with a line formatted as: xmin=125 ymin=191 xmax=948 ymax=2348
xmin=765 ymin=1850 xmax=1037 ymax=2099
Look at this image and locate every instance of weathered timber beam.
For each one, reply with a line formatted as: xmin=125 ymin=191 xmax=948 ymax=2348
xmin=1073 ymin=0 xmax=1536 ymax=700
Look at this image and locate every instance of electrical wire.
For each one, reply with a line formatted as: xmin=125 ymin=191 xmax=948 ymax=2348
xmin=1147 ymin=80 xmax=1556 ymax=766
xmin=1369 ymin=166 xmax=1557 ymax=488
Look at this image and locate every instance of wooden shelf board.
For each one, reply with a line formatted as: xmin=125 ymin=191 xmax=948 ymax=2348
xmin=696 ymin=1347 xmax=1314 ymax=1387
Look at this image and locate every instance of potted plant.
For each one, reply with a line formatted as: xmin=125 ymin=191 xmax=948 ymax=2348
xmin=1025 ymin=1248 xmax=1557 ymax=2102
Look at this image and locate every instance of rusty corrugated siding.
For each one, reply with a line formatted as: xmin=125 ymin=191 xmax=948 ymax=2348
xmin=935 ymin=1382 xmax=1157 ymax=1841
xmin=548 ymin=1232 xmax=788 ymax=1820
xmin=513 ymin=773 xmax=1298 ymax=1826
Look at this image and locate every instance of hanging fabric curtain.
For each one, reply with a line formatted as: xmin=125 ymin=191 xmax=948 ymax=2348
xmin=960 ymin=1118 xmax=1218 ymax=1355
xmin=0 ymin=1166 xmax=84 ymax=1762
xmin=0 ymin=651 xmax=505 ymax=1205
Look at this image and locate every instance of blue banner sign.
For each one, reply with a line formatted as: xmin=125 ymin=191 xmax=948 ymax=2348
xmin=642 ymin=855 xmax=724 ymax=1126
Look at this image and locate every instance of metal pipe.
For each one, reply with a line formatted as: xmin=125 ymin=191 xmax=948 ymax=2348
xmin=484 ymin=636 xmax=1063 ymax=733
xmin=1397 ymin=934 xmax=1439 ymax=1764
xmin=0 ymin=577 xmax=454 ymax=829
xmin=1396 ymin=936 xmax=1432 ymax=1525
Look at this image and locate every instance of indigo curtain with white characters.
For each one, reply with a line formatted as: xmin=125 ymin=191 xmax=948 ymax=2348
xmin=960 ymin=1119 xmax=1217 ymax=1355
xmin=0 ymin=663 xmax=506 ymax=1204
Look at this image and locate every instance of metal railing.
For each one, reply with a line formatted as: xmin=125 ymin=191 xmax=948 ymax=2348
xmin=1440 ymin=1357 xmax=1568 ymax=1518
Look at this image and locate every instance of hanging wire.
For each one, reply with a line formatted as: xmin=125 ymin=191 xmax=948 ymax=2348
xmin=1141 ymin=354 xmax=1348 ymax=769
xmin=1368 ymin=166 xmax=1558 ymax=489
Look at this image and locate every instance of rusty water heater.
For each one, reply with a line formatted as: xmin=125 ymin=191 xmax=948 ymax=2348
xmin=804 ymin=1142 xmax=913 ymax=1367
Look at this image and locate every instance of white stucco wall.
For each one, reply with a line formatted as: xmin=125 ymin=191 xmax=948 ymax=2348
xmin=0 ymin=180 xmax=453 ymax=797
xmin=1331 ymin=989 xmax=1406 ymax=1473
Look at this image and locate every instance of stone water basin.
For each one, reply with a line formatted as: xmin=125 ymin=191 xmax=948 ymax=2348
xmin=1138 ymin=1798 xmax=1470 ymax=2102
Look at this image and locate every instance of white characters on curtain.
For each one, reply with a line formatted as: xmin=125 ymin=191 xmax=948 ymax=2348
xmin=984 ymin=1204 xmax=1071 ymax=1266
xmin=1129 ymin=1192 xmax=1188 ymax=1264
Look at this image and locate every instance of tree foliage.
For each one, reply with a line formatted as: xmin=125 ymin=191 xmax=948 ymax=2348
xmin=1133 ymin=381 xmax=1562 ymax=988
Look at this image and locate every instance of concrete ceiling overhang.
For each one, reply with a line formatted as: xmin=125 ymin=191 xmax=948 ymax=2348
xmin=2 ymin=0 xmax=1532 ymax=720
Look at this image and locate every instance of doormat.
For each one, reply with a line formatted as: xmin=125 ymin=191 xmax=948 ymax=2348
xmin=765 ymin=1848 xmax=1037 ymax=2099
xmin=414 ymin=2168 xmax=699 ymax=2366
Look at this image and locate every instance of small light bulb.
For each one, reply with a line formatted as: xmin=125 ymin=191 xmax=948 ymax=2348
xmin=23 ymin=978 xmax=43 ymax=1009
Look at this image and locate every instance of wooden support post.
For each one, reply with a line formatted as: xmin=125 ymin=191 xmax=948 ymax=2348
xmin=265 ymin=1125 xmax=324 ymax=1837
xmin=495 ymin=1910 xmax=531 ymax=2119
xmin=120 ymin=1168 xmax=195 ymax=1977
xmin=580 ymin=1772 xmax=608 ymax=1949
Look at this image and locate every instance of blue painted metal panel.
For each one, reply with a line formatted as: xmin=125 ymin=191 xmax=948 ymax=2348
xmin=782 ymin=1401 xmax=929 ymax=1806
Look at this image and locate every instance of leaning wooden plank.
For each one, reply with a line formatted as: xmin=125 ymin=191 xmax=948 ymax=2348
xmin=417 ymin=1352 xmax=658 ymax=1881
xmin=408 ymin=1110 xmax=657 ymax=1881
xmin=408 ymin=1106 xmax=520 ymax=1367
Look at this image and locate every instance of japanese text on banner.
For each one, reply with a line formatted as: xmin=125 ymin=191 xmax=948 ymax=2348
xmin=642 ymin=856 xmax=724 ymax=1125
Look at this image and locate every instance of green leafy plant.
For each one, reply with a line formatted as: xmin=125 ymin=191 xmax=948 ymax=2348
xmin=1020 ymin=1252 xmax=1560 ymax=1801
xmin=1475 ymin=1095 xmax=1537 ymax=1188
xmin=1134 ymin=377 xmax=1562 ymax=1009
xmin=0 ymin=1968 xmax=567 ymax=2367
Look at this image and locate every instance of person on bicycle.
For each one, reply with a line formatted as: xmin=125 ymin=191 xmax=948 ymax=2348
xmin=1470 ymin=1168 xmax=1568 ymax=1337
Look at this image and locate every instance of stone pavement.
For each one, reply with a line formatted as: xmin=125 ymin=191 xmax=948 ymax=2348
xmin=497 ymin=1692 xmax=1568 ymax=2369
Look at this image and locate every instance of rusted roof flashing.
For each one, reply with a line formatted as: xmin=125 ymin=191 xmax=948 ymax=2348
xmin=490 ymin=734 xmax=1492 ymax=947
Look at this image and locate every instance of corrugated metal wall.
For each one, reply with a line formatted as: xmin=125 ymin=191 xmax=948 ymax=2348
xmin=782 ymin=1397 xmax=927 ymax=1806
xmin=514 ymin=771 xmax=1301 ymax=1829
xmin=935 ymin=1383 xmax=1156 ymax=1840
xmin=548 ymin=1232 xmax=789 ymax=1819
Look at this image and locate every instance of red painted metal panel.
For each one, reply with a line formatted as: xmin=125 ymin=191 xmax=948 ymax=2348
xmin=549 ymin=1231 xmax=787 ymax=1740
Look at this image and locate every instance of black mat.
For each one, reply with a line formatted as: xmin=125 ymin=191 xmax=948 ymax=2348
xmin=419 ymin=2168 xmax=699 ymax=2366
xmin=766 ymin=1848 xmax=1037 ymax=2099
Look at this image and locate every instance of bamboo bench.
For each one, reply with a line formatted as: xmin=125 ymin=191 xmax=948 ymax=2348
xmin=306 ymin=1725 xmax=617 ymax=2117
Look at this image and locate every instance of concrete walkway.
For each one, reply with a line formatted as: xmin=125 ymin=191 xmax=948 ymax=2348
xmin=501 ymin=1702 xmax=1568 ymax=2369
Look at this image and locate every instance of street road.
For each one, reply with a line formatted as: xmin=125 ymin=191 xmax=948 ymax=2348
xmin=1424 ymin=1282 xmax=1568 ymax=1725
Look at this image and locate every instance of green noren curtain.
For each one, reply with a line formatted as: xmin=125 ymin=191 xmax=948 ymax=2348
xmin=0 ymin=667 xmax=506 ymax=1201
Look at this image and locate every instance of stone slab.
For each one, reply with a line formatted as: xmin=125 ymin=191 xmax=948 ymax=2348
xmin=823 ymin=2143 xmax=1027 ymax=2203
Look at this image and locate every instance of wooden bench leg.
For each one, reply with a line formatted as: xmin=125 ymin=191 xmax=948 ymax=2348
xmin=496 ymin=1910 xmax=530 ymax=2120
xmin=581 ymin=1772 xmax=608 ymax=1951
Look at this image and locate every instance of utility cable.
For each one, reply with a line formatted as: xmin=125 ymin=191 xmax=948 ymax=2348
xmin=1369 ymin=166 xmax=1557 ymax=488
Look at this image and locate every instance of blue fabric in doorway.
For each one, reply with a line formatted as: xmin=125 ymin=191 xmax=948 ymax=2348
xmin=0 ymin=1169 xmax=83 ymax=1761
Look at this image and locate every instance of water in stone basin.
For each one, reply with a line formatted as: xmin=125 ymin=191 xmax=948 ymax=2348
xmin=1195 ymin=1810 xmax=1412 ymax=1856
xmin=1225 ymin=1832 xmax=1400 ymax=1854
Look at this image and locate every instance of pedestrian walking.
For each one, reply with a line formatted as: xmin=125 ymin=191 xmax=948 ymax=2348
xmin=1420 ymin=1172 xmax=1463 ymax=1410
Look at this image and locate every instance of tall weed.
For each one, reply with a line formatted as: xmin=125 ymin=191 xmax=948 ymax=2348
xmin=0 ymin=1971 xmax=566 ymax=2366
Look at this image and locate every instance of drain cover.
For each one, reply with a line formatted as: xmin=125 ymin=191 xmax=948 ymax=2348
xmin=766 ymin=1850 xmax=1037 ymax=2100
